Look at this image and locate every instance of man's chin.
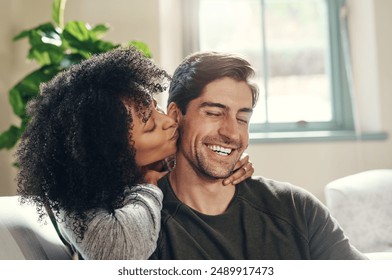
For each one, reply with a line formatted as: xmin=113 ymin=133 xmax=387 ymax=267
xmin=196 ymin=154 xmax=238 ymax=179
xmin=201 ymin=167 xmax=234 ymax=180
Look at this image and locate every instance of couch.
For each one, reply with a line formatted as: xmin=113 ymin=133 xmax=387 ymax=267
xmin=0 ymin=195 xmax=72 ymax=260
xmin=325 ymin=169 xmax=392 ymax=259
xmin=2 ymin=169 xmax=392 ymax=260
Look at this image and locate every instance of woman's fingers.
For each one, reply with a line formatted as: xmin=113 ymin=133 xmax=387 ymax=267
xmin=231 ymin=161 xmax=254 ymax=185
xmin=223 ymin=154 xmax=254 ymax=186
xmin=233 ymin=153 xmax=249 ymax=170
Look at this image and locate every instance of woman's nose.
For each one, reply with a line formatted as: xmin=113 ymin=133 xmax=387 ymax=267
xmin=158 ymin=111 xmax=177 ymax=130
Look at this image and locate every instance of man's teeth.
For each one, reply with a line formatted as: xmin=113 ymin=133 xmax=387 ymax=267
xmin=207 ymin=145 xmax=232 ymax=156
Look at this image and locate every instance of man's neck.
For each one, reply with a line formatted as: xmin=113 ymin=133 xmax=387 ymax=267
xmin=169 ymin=157 xmax=236 ymax=215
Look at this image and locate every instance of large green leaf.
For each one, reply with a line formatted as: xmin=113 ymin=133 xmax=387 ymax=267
xmin=64 ymin=21 xmax=91 ymax=41
xmin=60 ymin=53 xmax=85 ymax=68
xmin=27 ymin=32 xmax=64 ymax=65
xmin=13 ymin=29 xmax=30 ymax=41
xmin=0 ymin=125 xmax=22 ymax=150
xmin=92 ymin=40 xmax=119 ymax=53
xmin=28 ymin=47 xmax=63 ymax=66
xmin=63 ymin=21 xmax=118 ymax=54
xmin=14 ymin=23 xmax=64 ymax=65
xmin=62 ymin=21 xmax=95 ymax=58
xmin=9 ymin=88 xmax=25 ymax=118
xmin=9 ymin=66 xmax=62 ymax=117
xmin=129 ymin=41 xmax=152 ymax=58
xmin=91 ymin=24 xmax=110 ymax=38
xmin=14 ymin=23 xmax=59 ymax=41
xmin=63 ymin=21 xmax=117 ymax=57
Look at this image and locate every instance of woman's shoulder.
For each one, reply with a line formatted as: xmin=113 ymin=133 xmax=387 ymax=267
xmin=123 ymin=183 xmax=163 ymax=203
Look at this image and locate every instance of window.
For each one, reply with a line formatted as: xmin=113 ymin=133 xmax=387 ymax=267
xmin=183 ymin=0 xmax=354 ymax=140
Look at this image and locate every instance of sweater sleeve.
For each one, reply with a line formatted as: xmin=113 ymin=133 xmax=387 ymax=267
xmin=58 ymin=184 xmax=163 ymax=260
xmin=299 ymin=188 xmax=368 ymax=260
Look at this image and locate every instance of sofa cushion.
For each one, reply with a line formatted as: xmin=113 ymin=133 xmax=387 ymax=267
xmin=0 ymin=196 xmax=72 ymax=260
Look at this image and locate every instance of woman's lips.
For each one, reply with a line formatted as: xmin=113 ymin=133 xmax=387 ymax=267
xmin=169 ymin=129 xmax=179 ymax=141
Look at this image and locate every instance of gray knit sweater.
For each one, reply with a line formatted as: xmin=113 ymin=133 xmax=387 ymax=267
xmin=58 ymin=184 xmax=163 ymax=260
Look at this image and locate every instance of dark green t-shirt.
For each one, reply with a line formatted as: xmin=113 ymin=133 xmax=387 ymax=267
xmin=150 ymin=175 xmax=367 ymax=260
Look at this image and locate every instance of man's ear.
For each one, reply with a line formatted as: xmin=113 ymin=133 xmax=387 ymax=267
xmin=167 ymin=102 xmax=183 ymax=123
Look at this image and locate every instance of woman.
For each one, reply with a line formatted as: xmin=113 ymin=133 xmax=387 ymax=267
xmin=16 ymin=47 xmax=252 ymax=260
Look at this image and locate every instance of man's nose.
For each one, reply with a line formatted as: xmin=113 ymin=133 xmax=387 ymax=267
xmin=218 ymin=116 xmax=240 ymax=142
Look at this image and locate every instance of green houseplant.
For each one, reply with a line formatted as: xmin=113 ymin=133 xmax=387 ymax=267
xmin=0 ymin=0 xmax=152 ymax=153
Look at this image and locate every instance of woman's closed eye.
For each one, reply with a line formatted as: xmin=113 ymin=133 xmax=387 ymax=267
xmin=144 ymin=118 xmax=156 ymax=132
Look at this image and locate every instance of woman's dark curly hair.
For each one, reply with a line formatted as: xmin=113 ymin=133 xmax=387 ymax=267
xmin=16 ymin=46 xmax=170 ymax=239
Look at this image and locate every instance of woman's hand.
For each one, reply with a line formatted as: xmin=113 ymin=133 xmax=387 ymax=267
xmin=143 ymin=169 xmax=168 ymax=186
xmin=223 ymin=153 xmax=254 ymax=186
xmin=141 ymin=160 xmax=169 ymax=186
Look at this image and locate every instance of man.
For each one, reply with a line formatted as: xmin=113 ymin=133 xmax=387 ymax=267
xmin=150 ymin=51 xmax=367 ymax=259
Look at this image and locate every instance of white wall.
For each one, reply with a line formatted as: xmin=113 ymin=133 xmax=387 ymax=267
xmin=1 ymin=0 xmax=391 ymax=202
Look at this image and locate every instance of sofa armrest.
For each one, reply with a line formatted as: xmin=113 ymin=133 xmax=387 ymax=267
xmin=0 ymin=196 xmax=73 ymax=260
xmin=325 ymin=169 xmax=392 ymax=253
xmin=366 ymin=252 xmax=392 ymax=260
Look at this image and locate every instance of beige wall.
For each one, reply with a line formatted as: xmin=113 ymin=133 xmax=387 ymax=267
xmin=0 ymin=0 xmax=17 ymax=196
xmin=0 ymin=0 xmax=54 ymax=196
xmin=1 ymin=0 xmax=391 ymax=202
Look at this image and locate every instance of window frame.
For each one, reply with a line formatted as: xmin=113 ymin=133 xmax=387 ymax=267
xmin=182 ymin=0 xmax=356 ymax=137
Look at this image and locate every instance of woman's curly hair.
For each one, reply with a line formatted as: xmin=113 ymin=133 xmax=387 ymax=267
xmin=16 ymin=46 xmax=170 ymax=239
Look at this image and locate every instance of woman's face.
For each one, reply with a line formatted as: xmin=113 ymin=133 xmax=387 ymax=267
xmin=130 ymin=99 xmax=178 ymax=167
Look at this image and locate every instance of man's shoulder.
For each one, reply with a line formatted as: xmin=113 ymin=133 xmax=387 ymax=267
xmin=241 ymin=176 xmax=314 ymax=200
xmin=238 ymin=176 xmax=322 ymax=215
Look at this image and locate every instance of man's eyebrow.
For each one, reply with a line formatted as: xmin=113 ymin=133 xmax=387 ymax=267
xmin=200 ymin=102 xmax=253 ymax=113
xmin=200 ymin=102 xmax=226 ymax=109
xmin=239 ymin=107 xmax=253 ymax=114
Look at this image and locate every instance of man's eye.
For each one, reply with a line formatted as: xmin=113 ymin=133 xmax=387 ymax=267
xmin=237 ymin=118 xmax=249 ymax=124
xmin=206 ymin=111 xmax=221 ymax=117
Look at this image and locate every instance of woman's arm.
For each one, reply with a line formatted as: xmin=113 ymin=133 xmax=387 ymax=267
xmin=59 ymin=184 xmax=163 ymax=260
xmin=142 ymin=153 xmax=254 ymax=187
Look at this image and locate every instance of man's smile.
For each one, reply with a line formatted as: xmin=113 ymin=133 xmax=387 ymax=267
xmin=206 ymin=144 xmax=234 ymax=156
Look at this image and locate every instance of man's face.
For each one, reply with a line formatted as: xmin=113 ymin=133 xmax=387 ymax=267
xmin=177 ymin=77 xmax=253 ymax=179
